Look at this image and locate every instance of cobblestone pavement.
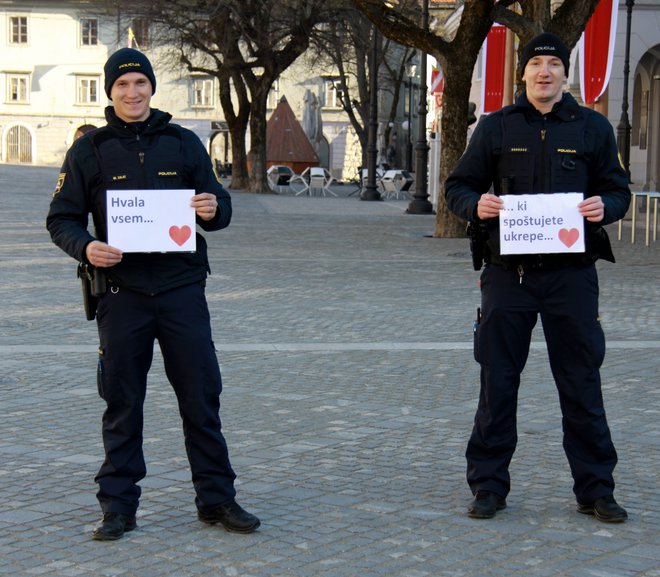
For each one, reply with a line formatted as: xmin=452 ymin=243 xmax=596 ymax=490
xmin=0 ymin=165 xmax=658 ymax=577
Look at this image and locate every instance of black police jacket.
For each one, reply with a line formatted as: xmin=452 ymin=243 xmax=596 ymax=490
xmin=47 ymin=107 xmax=231 ymax=295
xmin=445 ymin=92 xmax=630 ymax=267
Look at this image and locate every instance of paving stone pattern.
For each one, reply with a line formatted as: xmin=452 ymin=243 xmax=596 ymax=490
xmin=0 ymin=165 xmax=658 ymax=577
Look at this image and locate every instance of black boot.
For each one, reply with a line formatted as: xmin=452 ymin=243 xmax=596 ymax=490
xmin=92 ymin=512 xmax=137 ymax=541
xmin=467 ymin=491 xmax=507 ymax=519
xmin=198 ymin=500 xmax=260 ymax=533
xmin=577 ymin=495 xmax=628 ymax=523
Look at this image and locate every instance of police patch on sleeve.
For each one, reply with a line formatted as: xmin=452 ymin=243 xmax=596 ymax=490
xmin=53 ymin=172 xmax=66 ymax=196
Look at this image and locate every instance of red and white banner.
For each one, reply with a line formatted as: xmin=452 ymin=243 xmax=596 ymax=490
xmin=431 ymin=65 xmax=444 ymax=109
xmin=579 ymin=0 xmax=618 ymax=104
xmin=431 ymin=66 xmax=444 ymax=95
xmin=481 ymin=24 xmax=507 ymax=114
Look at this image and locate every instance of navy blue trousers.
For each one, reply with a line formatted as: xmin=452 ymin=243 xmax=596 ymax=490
xmin=468 ymin=263 xmax=618 ymax=504
xmin=94 ymin=282 xmax=236 ymax=515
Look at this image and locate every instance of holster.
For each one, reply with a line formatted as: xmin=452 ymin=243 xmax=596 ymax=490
xmin=77 ymin=263 xmax=106 ymax=321
xmin=466 ymin=222 xmax=488 ymax=271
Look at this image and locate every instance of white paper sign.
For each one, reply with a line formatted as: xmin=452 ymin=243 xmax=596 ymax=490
xmin=500 ymin=193 xmax=585 ymax=255
xmin=106 ymin=189 xmax=196 ymax=253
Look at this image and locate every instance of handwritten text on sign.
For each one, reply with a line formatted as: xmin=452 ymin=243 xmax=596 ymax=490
xmin=106 ymin=189 xmax=196 ymax=253
xmin=499 ymin=193 xmax=585 ymax=254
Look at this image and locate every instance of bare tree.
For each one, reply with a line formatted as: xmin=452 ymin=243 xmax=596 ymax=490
xmin=101 ymin=0 xmax=331 ymax=193
xmin=229 ymin=0 xmax=332 ymax=192
xmin=351 ymin=0 xmax=601 ymax=237
xmin=307 ymin=10 xmax=416 ymax=169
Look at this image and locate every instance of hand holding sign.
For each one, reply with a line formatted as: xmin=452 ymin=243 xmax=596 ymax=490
xmin=107 ymin=189 xmax=196 ymax=253
xmin=191 ymin=192 xmax=219 ymax=221
xmin=577 ymin=195 xmax=605 ymax=222
xmin=477 ymin=193 xmax=504 ymax=219
xmin=500 ymin=193 xmax=585 ymax=255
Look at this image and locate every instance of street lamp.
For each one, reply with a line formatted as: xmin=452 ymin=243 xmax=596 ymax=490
xmin=405 ymin=63 xmax=416 ymax=172
xmin=361 ymin=27 xmax=382 ymax=201
xmin=616 ymin=0 xmax=634 ymax=182
xmin=407 ymin=0 xmax=434 ymax=214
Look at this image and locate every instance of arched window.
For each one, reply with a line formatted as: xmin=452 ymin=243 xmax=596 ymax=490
xmin=5 ymin=125 xmax=32 ymax=163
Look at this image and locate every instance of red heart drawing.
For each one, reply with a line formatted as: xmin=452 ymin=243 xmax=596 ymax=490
xmin=558 ymin=228 xmax=580 ymax=248
xmin=169 ymin=225 xmax=192 ymax=246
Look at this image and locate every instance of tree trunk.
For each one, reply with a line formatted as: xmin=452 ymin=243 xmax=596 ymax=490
xmin=247 ymin=98 xmax=270 ymax=193
xmin=433 ymin=60 xmax=473 ymax=238
xmin=229 ymin=124 xmax=249 ymax=190
xmin=219 ymin=68 xmax=251 ymax=190
xmin=432 ymin=1 xmax=493 ymax=238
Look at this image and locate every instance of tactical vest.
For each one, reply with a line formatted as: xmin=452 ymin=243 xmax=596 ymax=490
xmin=487 ymin=108 xmax=614 ymax=265
xmin=495 ymin=108 xmax=589 ymax=195
xmin=86 ymin=126 xmax=186 ymax=241
xmin=84 ymin=125 xmax=210 ymax=294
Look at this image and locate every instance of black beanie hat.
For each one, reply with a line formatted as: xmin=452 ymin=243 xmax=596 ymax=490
xmin=104 ymin=47 xmax=156 ymax=99
xmin=520 ymin=33 xmax=570 ymax=77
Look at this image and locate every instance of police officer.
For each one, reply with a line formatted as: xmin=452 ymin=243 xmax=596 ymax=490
xmin=47 ymin=48 xmax=260 ymax=540
xmin=445 ymin=33 xmax=630 ymax=522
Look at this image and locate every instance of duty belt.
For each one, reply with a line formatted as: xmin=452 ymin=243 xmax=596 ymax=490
xmin=487 ymin=253 xmax=594 ymax=271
